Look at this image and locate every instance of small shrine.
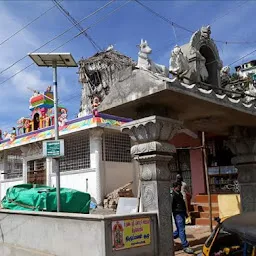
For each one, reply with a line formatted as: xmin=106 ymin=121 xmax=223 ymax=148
xmin=1 ymin=86 xmax=68 ymax=141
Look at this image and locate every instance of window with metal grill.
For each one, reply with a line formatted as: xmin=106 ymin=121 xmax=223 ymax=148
xmin=5 ymin=155 xmax=23 ymax=179
xmin=59 ymin=131 xmax=90 ymax=172
xmin=104 ymin=132 xmax=131 ymax=162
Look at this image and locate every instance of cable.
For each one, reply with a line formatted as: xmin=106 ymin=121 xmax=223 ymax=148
xmin=228 ymin=48 xmax=256 ymax=66
xmin=52 ymin=0 xmax=102 ymax=52
xmin=211 ymin=0 xmax=249 ymax=25
xmin=0 ymin=0 xmax=131 ymax=87
xmin=134 ymin=0 xmax=194 ymax=34
xmin=0 ymin=0 xmax=115 ymax=76
xmin=135 ymin=0 xmax=256 ymax=46
xmin=0 ymin=1 xmax=62 ymax=47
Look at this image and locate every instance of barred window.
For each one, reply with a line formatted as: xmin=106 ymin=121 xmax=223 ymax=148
xmin=27 ymin=159 xmax=46 ymax=185
xmin=59 ymin=131 xmax=90 ymax=172
xmin=104 ymin=132 xmax=131 ymax=162
xmin=5 ymin=155 xmax=23 ymax=179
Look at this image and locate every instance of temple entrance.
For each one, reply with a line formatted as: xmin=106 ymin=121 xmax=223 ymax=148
xmin=168 ymin=149 xmax=192 ymax=194
xmin=27 ymin=159 xmax=46 ymax=185
xmin=33 ymin=113 xmax=40 ymax=130
xmin=200 ymin=45 xmax=218 ymax=86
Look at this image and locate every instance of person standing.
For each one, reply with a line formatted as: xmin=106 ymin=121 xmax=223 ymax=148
xmin=176 ymin=174 xmax=192 ymax=224
xmin=171 ymin=182 xmax=193 ymax=254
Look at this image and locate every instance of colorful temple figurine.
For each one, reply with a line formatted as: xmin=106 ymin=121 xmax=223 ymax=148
xmin=58 ymin=109 xmax=68 ymax=127
xmin=17 ymin=117 xmax=32 ymax=134
xmin=3 ymin=131 xmax=11 ymax=139
xmin=28 ymin=86 xmax=68 ymax=131
xmin=10 ymin=127 xmax=16 ymax=141
xmin=92 ymin=96 xmax=100 ymax=117
xmin=5 ymin=86 xmax=69 ymax=142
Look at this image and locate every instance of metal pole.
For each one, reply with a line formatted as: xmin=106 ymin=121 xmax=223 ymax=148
xmin=202 ymin=131 xmax=213 ymax=232
xmin=53 ymin=60 xmax=61 ymax=212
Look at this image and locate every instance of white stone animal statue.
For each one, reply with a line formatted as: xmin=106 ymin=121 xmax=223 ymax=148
xmin=169 ymin=45 xmax=190 ymax=79
xmin=199 ymin=54 xmax=209 ymax=82
xmin=245 ymin=83 xmax=256 ymax=103
xmin=136 ymin=39 xmax=169 ymax=77
xmin=220 ymin=66 xmax=231 ymax=87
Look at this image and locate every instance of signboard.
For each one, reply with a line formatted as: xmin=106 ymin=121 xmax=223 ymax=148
xmin=43 ymin=140 xmax=64 ymax=158
xmin=112 ymin=218 xmax=151 ymax=251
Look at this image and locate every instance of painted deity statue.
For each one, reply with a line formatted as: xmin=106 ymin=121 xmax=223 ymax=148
xmin=92 ymin=96 xmax=100 ymax=117
xmin=58 ymin=109 xmax=68 ymax=127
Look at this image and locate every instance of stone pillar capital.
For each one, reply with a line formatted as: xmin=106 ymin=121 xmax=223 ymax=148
xmin=131 ymin=141 xmax=176 ymax=156
xmin=121 ymin=115 xmax=183 ymax=144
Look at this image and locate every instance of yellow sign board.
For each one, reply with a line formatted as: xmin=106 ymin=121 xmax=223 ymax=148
xmin=112 ymin=218 xmax=151 ymax=250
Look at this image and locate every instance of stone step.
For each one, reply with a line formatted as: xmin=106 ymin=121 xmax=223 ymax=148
xmin=190 ymin=211 xmax=219 ymax=219
xmin=195 ymin=218 xmax=218 ymax=226
xmin=195 ymin=194 xmax=218 ymax=204
xmin=193 ymin=203 xmax=219 ymax=212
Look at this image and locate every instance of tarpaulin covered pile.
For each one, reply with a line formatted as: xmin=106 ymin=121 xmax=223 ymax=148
xmin=1 ymin=184 xmax=91 ymax=214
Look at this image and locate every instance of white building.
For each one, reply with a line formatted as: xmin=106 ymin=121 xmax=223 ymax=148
xmin=235 ymin=60 xmax=256 ymax=78
xmin=0 ymin=113 xmax=137 ymax=205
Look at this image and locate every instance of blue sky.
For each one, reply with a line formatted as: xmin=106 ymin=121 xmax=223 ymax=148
xmin=0 ymin=0 xmax=255 ymax=132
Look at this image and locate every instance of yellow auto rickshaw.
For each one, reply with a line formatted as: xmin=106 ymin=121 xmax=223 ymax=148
xmin=202 ymin=212 xmax=256 ymax=256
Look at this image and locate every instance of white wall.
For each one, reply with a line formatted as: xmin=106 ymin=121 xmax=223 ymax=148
xmin=51 ymin=170 xmax=96 ymax=200
xmin=0 ymin=179 xmax=23 ymax=200
xmin=104 ymin=162 xmax=134 ymax=195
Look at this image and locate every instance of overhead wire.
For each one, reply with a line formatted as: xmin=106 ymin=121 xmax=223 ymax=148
xmin=0 ymin=0 xmax=62 ymax=47
xmin=0 ymin=0 xmax=131 ymax=87
xmin=135 ymin=0 xmax=256 ymax=46
xmin=228 ymin=48 xmax=256 ymax=67
xmin=0 ymin=0 xmax=115 ymax=76
xmin=210 ymin=0 xmax=249 ymax=25
xmin=52 ymin=0 xmax=102 ymax=52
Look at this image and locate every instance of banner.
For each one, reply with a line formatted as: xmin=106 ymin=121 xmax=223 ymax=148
xmin=112 ymin=217 xmax=151 ymax=250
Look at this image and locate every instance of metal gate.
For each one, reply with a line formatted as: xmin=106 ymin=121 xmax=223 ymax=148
xmin=27 ymin=159 xmax=46 ymax=185
xmin=168 ymin=150 xmax=192 ymax=193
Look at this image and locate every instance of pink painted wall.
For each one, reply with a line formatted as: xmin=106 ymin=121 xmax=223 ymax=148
xmin=170 ymin=133 xmax=206 ymax=199
xmin=190 ymin=149 xmax=206 ymax=198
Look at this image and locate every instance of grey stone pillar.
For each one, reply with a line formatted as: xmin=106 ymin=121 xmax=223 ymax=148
xmin=122 ymin=116 xmax=183 ymax=256
xmin=227 ymin=126 xmax=256 ymax=212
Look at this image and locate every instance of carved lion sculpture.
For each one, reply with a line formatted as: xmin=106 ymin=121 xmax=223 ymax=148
xmin=200 ymin=25 xmax=211 ymax=41
xmin=136 ymin=39 xmax=169 ymax=77
xmin=169 ymin=45 xmax=190 ymax=79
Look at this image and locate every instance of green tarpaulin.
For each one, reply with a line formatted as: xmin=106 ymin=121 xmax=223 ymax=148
xmin=1 ymin=184 xmax=91 ymax=214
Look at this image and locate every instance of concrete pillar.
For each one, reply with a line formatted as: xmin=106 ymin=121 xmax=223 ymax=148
xmin=227 ymin=126 xmax=256 ymax=212
xmin=22 ymin=158 xmax=27 ymax=184
xmin=89 ymin=128 xmax=104 ymax=205
xmin=122 ymin=116 xmax=183 ymax=256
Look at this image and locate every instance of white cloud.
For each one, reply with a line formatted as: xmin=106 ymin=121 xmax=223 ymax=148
xmin=0 ymin=2 xmax=74 ymax=130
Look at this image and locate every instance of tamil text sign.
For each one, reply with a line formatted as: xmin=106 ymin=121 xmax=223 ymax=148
xmin=43 ymin=140 xmax=64 ymax=158
xmin=112 ymin=218 xmax=151 ymax=250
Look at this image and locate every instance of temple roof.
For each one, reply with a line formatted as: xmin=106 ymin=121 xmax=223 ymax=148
xmin=0 ymin=114 xmax=132 ymax=151
xmin=98 ymin=69 xmax=256 ymax=135
xmin=78 ymin=49 xmax=136 ymax=68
